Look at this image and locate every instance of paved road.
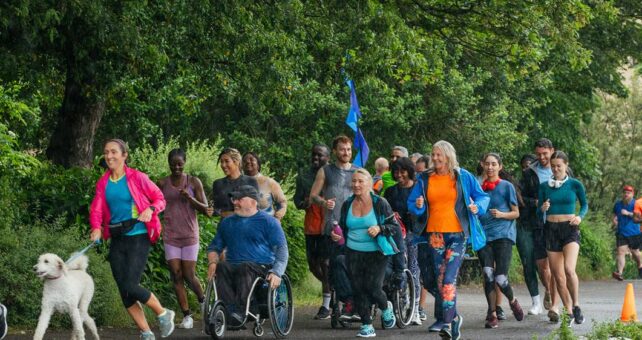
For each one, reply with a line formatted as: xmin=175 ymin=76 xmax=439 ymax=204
xmin=8 ymin=280 xmax=642 ymax=339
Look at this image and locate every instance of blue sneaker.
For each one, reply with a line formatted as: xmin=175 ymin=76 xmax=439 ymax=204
xmin=381 ymin=301 xmax=396 ymax=329
xmin=429 ymin=320 xmax=446 ymax=332
xmin=439 ymin=325 xmax=452 ymax=339
xmin=357 ymin=324 xmax=376 ymax=337
xmin=140 ymin=330 xmax=155 ymax=340
xmin=157 ymin=309 xmax=175 ymax=338
xmin=451 ymin=314 xmax=463 ymax=340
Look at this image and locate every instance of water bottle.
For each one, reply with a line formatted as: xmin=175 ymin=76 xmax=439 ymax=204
xmin=332 ymin=220 xmax=345 ymax=246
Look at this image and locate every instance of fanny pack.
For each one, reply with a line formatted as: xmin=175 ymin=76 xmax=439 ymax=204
xmin=108 ymin=219 xmax=140 ymax=238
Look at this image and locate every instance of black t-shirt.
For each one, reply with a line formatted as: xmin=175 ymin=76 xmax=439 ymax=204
xmin=383 ymin=184 xmax=413 ymax=230
xmin=211 ymin=175 xmax=259 ymax=213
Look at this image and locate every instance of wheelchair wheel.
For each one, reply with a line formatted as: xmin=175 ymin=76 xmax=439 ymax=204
xmin=203 ymin=278 xmax=219 ymax=335
xmin=208 ymin=302 xmax=226 ymax=339
xmin=268 ymin=274 xmax=294 ymax=338
xmin=393 ymin=269 xmax=416 ymax=329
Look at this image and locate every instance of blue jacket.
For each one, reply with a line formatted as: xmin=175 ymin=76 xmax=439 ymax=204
xmin=407 ymin=168 xmax=490 ymax=243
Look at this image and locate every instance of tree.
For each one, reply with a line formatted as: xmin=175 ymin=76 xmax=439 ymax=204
xmin=0 ymin=1 xmax=169 ymax=167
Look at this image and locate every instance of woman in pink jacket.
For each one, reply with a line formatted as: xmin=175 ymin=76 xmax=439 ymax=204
xmin=89 ymin=139 xmax=175 ymax=340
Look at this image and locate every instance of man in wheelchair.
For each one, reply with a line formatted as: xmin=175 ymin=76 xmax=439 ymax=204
xmin=206 ymin=185 xmax=289 ymax=326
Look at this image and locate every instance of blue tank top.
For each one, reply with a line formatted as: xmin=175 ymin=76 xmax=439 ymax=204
xmin=105 ymin=175 xmax=146 ymax=236
xmin=346 ymin=204 xmax=378 ymax=252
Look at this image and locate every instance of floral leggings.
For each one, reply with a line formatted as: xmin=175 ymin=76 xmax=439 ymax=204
xmin=427 ymin=232 xmax=466 ymax=324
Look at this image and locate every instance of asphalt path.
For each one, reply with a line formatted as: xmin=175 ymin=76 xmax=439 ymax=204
xmin=8 ymin=280 xmax=642 ymax=339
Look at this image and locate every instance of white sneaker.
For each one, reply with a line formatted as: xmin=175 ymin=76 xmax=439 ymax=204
xmin=528 ymin=301 xmax=542 ymax=315
xmin=177 ymin=315 xmax=193 ymax=329
xmin=411 ymin=313 xmax=422 ymax=325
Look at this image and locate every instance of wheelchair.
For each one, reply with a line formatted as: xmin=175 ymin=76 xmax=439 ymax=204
xmin=329 ymin=268 xmax=416 ymax=329
xmin=202 ymin=273 xmax=294 ymax=339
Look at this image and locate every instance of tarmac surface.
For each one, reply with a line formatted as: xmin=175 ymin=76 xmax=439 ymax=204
xmin=8 ymin=280 xmax=642 ymax=339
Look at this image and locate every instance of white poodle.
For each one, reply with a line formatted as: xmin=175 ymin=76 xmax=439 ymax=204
xmin=33 ymin=253 xmax=99 ymax=340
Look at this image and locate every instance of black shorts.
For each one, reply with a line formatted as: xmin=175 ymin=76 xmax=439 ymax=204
xmin=545 ymin=221 xmax=580 ymax=252
xmin=305 ymin=235 xmax=331 ymax=260
xmin=616 ymin=234 xmax=642 ymax=250
xmin=533 ymin=228 xmax=548 ymax=260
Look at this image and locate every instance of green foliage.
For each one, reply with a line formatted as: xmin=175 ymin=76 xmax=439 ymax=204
xmin=585 ymin=320 xmax=642 ymax=339
xmin=18 ymin=164 xmax=101 ymax=227
xmin=584 ymin=71 xmax=642 ymax=213
xmin=0 ymin=82 xmax=40 ymax=176
xmin=128 ymin=137 xmax=224 ymax=190
xmin=279 ymin=201 xmax=307 ymax=284
xmin=577 ymin=218 xmax=613 ymax=279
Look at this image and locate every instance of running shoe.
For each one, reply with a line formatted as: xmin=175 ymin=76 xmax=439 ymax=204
xmin=564 ymin=314 xmax=574 ymax=327
xmin=339 ymin=301 xmax=354 ymax=321
xmin=572 ymin=306 xmax=585 ymax=324
xmin=381 ymin=301 xmax=396 ymax=329
xmin=428 ymin=320 xmax=447 ymax=332
xmin=451 ymin=314 xmax=463 ymax=340
xmin=509 ymin=299 xmax=525 ymax=321
xmin=544 ymin=291 xmax=552 ymax=310
xmin=439 ymin=325 xmax=453 ymax=339
xmin=411 ymin=312 xmax=422 ymax=325
xmin=0 ymin=304 xmax=7 ymax=340
xmin=418 ymin=306 xmax=427 ymax=321
xmin=158 ymin=309 xmax=176 ymax=338
xmin=548 ymin=309 xmax=560 ymax=323
xmin=528 ymin=298 xmax=542 ymax=315
xmin=495 ymin=306 xmax=507 ymax=320
xmin=314 ymin=306 xmax=331 ymax=320
xmin=612 ymin=271 xmax=624 ymax=281
xmin=140 ymin=330 xmax=155 ymax=340
xmin=484 ymin=313 xmax=498 ymax=329
xmin=177 ymin=315 xmax=193 ymax=329
xmin=357 ymin=324 xmax=376 ymax=337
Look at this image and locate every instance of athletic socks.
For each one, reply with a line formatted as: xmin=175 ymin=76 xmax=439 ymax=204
xmin=322 ymin=293 xmax=331 ymax=309
xmin=182 ymin=309 xmax=191 ymax=317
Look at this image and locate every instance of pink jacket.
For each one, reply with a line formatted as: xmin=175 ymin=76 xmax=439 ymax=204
xmin=90 ymin=165 xmax=166 ymax=243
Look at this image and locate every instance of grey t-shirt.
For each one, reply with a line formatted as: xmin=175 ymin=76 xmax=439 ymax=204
xmin=320 ymin=163 xmax=356 ymax=235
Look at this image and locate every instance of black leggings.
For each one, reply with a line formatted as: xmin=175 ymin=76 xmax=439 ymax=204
xmin=347 ymin=249 xmax=388 ymax=324
xmin=478 ymin=238 xmax=514 ymax=308
xmin=109 ymin=234 xmax=152 ymax=308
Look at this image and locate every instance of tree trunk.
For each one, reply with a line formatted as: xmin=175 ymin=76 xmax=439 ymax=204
xmin=46 ymin=66 xmax=105 ymax=168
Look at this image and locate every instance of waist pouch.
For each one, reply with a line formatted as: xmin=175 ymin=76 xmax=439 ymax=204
xmin=109 ymin=219 xmax=140 ymax=238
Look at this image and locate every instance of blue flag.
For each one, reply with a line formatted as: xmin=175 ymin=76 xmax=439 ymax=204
xmin=345 ymin=80 xmax=369 ymax=168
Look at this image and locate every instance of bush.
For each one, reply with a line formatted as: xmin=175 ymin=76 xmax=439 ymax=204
xmin=585 ymin=320 xmax=642 ymax=339
xmin=577 ymin=218 xmax=612 ymax=279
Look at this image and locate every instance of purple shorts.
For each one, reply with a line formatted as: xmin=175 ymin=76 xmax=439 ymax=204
xmin=164 ymin=243 xmax=200 ymax=261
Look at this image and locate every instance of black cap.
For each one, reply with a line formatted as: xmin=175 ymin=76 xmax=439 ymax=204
xmin=228 ymin=185 xmax=259 ymax=201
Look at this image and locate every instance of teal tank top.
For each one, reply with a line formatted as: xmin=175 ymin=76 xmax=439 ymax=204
xmin=346 ymin=204 xmax=379 ymax=252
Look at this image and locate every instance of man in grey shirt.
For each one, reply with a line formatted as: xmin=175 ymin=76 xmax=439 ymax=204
xmin=310 ymin=135 xmax=357 ymax=319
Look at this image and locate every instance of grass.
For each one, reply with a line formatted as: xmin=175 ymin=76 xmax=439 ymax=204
xmin=293 ymin=272 xmax=323 ymax=307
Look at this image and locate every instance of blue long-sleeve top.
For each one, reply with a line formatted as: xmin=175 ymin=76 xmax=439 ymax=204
xmin=407 ymin=168 xmax=490 ymax=240
xmin=207 ymin=211 xmax=289 ymax=277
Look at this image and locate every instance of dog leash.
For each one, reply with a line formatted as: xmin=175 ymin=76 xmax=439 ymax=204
xmin=65 ymin=240 xmax=101 ymax=265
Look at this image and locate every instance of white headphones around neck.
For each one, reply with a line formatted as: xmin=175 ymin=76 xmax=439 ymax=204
xmin=548 ymin=176 xmax=569 ymax=188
